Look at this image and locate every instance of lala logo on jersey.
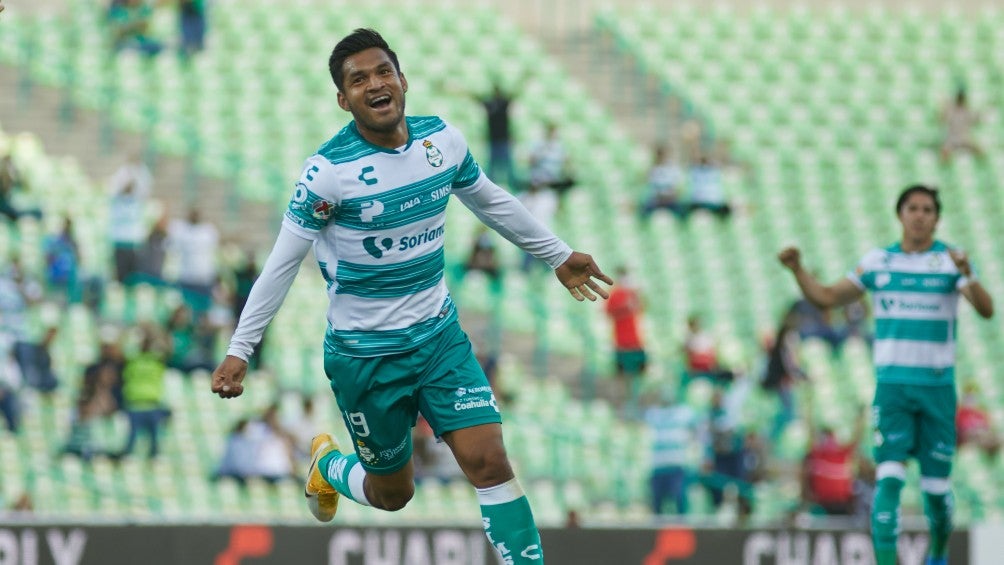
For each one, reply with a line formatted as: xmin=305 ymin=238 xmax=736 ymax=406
xmin=423 ymin=140 xmax=444 ymax=168
xmin=312 ymin=199 xmax=335 ymax=220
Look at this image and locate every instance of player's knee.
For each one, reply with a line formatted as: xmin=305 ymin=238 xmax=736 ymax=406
xmin=876 ymin=461 xmax=907 ymax=482
xmin=463 ymin=444 xmax=514 ymax=487
xmin=370 ymin=482 xmax=415 ymax=512
xmin=920 ymin=476 xmax=951 ymax=495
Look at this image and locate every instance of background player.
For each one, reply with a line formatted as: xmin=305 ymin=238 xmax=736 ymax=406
xmin=210 ymin=28 xmax=612 ymax=564
xmin=778 ymin=184 xmax=993 ymax=565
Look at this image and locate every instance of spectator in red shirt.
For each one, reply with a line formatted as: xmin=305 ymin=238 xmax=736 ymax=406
xmin=682 ymin=314 xmax=735 ymax=384
xmin=956 ymin=382 xmax=1000 ymax=458
xmin=802 ymin=399 xmax=866 ymax=516
xmin=604 ymin=267 xmax=647 ymax=412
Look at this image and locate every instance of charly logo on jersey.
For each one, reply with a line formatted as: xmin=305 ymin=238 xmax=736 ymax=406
xmin=422 ymin=140 xmax=444 ymax=167
xmin=929 ymin=253 xmax=944 ymax=269
xmin=358 ymin=165 xmax=378 ymax=186
xmin=875 ymin=273 xmax=892 ymax=288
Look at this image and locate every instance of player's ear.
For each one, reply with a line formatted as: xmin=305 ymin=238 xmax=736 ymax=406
xmin=400 ymin=73 xmax=408 ymax=93
xmin=337 ymin=91 xmax=349 ymax=112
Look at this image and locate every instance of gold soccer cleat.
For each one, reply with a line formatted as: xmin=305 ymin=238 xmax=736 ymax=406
xmin=304 ymin=433 xmax=341 ymax=522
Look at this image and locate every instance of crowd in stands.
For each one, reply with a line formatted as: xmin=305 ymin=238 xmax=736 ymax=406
xmin=0 ymin=142 xmax=319 ymax=488
xmin=2 ymin=0 xmax=999 ymax=525
xmin=107 ymin=0 xmax=206 ymax=59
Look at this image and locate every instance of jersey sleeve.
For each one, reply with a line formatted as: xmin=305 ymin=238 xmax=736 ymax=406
xmin=282 ymin=155 xmax=341 ymax=239
xmin=846 ymin=248 xmax=882 ymax=290
xmin=440 ymin=121 xmax=485 ymax=191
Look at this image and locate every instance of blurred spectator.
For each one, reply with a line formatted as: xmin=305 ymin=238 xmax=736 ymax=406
xmin=137 ymin=213 xmax=169 ymax=284
xmin=0 ymin=334 xmax=22 ymax=432
xmin=643 ymin=387 xmax=705 ymax=516
xmin=682 ymin=314 xmax=734 ymax=384
xmin=687 ymin=154 xmax=732 ymax=218
xmin=117 ymin=327 xmax=169 ymax=459
xmin=231 ymin=249 xmax=266 ymax=369
xmin=604 ymin=267 xmax=647 ymax=412
xmin=108 ymin=0 xmax=163 ymax=57
xmin=527 ymin=123 xmax=575 ymax=200
xmin=761 ymin=306 xmax=808 ymax=443
xmin=164 ymin=303 xmax=216 ymax=375
xmin=282 ymin=395 xmax=321 ymax=462
xmin=64 ymin=332 xmax=125 ymax=460
xmin=702 ymin=375 xmax=756 ymax=524
xmin=476 ymin=83 xmax=521 ymax=188
xmin=0 ymin=152 xmax=42 ymax=222
xmin=841 ymin=295 xmax=871 ymax=345
xmin=0 ymin=256 xmax=43 ymax=342
xmin=939 ymin=89 xmax=984 ymax=164
xmin=108 ymin=158 xmax=152 ymax=285
xmin=43 ymin=216 xmax=80 ymax=302
xmin=168 ymin=208 xmax=220 ymax=314
xmin=412 ymin=414 xmax=462 ymax=483
xmin=518 ymin=182 xmax=559 ymax=272
xmin=9 ymin=492 xmax=33 ymax=513
xmin=462 ymin=226 xmax=501 ymax=284
xmin=639 ymin=145 xmax=687 ymax=220
xmin=245 ymin=403 xmax=297 ymax=484
xmin=956 ymin=382 xmax=1001 ymax=458
xmin=801 ymin=400 xmax=866 ymax=517
xmin=177 ymin=0 xmax=206 ymax=58
xmin=212 ymin=418 xmax=255 ymax=485
xmin=791 ymin=297 xmax=844 ymax=352
xmin=13 ymin=326 xmax=59 ymax=394
xmin=82 ymin=328 xmax=126 ymax=414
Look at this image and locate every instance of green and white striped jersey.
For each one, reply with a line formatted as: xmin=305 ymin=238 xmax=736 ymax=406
xmin=846 ymin=241 xmax=973 ymax=386
xmin=280 ymin=116 xmax=569 ymax=357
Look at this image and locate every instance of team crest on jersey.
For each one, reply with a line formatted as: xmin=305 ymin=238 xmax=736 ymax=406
xmin=929 ymin=253 xmax=943 ymax=269
xmin=312 ymin=199 xmax=335 ymax=220
xmin=423 ymin=140 xmax=444 ymax=167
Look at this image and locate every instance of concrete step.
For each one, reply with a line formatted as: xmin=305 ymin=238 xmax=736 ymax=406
xmin=0 ymin=63 xmax=277 ymax=250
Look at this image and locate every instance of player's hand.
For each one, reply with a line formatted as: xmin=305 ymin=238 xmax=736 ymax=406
xmin=555 ymin=251 xmax=613 ymax=302
xmin=778 ymin=247 xmax=802 ymax=272
xmin=948 ymin=249 xmax=973 ymax=278
xmin=211 ymin=355 xmax=249 ymax=399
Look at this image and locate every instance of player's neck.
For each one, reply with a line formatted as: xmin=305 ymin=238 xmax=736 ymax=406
xmin=900 ymin=236 xmax=935 ymax=253
xmin=356 ymin=122 xmax=409 ymax=150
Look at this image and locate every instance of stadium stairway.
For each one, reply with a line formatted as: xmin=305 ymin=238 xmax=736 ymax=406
xmin=0 ymin=64 xmax=276 ymax=251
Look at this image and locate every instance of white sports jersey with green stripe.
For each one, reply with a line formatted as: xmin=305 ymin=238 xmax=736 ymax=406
xmin=281 ymin=115 xmax=570 ymax=358
xmin=846 ymin=241 xmax=973 ymax=385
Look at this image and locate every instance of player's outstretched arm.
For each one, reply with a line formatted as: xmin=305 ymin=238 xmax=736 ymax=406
xmin=211 ymin=355 xmax=248 ymax=399
xmin=555 ymin=251 xmax=613 ymax=301
xmin=778 ymin=246 xmax=863 ymax=308
xmin=950 ymin=249 xmax=994 ymax=319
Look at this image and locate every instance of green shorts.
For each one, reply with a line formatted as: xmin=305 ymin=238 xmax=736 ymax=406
xmin=872 ymin=383 xmax=957 ymax=478
xmin=323 ymin=320 xmax=501 ymax=475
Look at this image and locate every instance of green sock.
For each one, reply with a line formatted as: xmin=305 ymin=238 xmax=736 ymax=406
xmin=923 ymin=490 xmax=953 ymax=559
xmin=477 ymin=479 xmax=544 ymax=564
xmin=318 ymin=451 xmax=371 ymax=506
xmin=871 ymin=476 xmax=904 ymax=565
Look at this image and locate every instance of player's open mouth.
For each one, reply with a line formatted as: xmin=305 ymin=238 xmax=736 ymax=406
xmin=369 ymin=95 xmax=392 ymax=109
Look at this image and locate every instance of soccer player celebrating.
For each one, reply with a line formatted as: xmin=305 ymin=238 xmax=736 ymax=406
xmin=778 ymin=184 xmax=993 ymax=565
xmin=211 ymin=28 xmax=612 ymax=563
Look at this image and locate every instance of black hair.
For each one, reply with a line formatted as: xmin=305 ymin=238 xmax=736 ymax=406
xmin=328 ymin=28 xmax=401 ymax=92
xmin=895 ymin=184 xmax=941 ymax=216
